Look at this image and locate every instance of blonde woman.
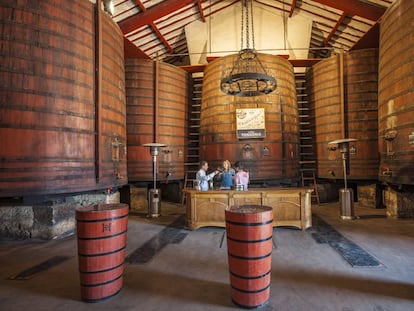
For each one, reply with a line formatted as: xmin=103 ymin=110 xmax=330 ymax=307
xmin=218 ymin=160 xmax=235 ymax=189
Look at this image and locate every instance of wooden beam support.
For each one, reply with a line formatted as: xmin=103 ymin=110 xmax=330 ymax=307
xmin=180 ymin=58 xmax=324 ymax=72
xmin=119 ymin=0 xmax=197 ymax=34
xmin=350 ymin=22 xmax=380 ymax=50
xmin=197 ymin=0 xmax=206 ymax=22
xmin=324 ymin=12 xmax=347 ymax=46
xmin=180 ymin=64 xmax=207 ymax=73
xmin=124 ymin=37 xmax=150 ymax=59
xmin=289 ymin=0 xmax=297 ymax=17
xmin=311 ymin=0 xmax=386 ymax=21
xmin=289 ymin=58 xmax=323 ymax=67
xmin=133 ymin=0 xmax=146 ymax=12
xmin=150 ymin=22 xmax=174 ymax=54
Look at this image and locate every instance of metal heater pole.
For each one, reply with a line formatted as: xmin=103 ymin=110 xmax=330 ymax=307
xmin=153 ymin=154 xmax=156 ymax=190
xmin=342 ymin=154 xmax=348 ymax=190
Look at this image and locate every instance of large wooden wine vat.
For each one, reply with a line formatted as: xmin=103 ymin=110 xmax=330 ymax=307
xmin=125 ymin=59 xmax=189 ymax=182
xmin=307 ymin=49 xmax=379 ymax=180
xmin=200 ymin=54 xmax=299 ymax=181
xmin=0 ymin=0 xmax=127 ymax=197
xmin=378 ymin=0 xmax=414 ymax=185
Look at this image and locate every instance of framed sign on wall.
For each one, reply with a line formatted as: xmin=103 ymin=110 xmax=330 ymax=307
xmin=236 ymin=108 xmax=266 ymax=139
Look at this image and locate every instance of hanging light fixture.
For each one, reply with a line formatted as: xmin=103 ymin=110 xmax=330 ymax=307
xmin=220 ymin=0 xmax=276 ymax=97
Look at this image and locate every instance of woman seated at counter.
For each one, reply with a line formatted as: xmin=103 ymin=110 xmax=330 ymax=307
xmin=217 ymin=160 xmax=235 ymax=189
xmin=196 ymin=160 xmax=219 ymax=191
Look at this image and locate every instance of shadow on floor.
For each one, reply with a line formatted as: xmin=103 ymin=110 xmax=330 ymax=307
xmin=123 ymin=266 xmax=233 ymax=308
xmin=272 ymin=267 xmax=414 ymax=301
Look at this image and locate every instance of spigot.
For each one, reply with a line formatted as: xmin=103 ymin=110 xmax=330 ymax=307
xmin=383 ymin=129 xmax=397 ymax=141
xmin=382 ymin=169 xmax=392 ymax=177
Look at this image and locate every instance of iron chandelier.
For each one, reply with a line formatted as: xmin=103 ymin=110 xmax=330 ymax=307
xmin=220 ymin=0 xmax=276 ymax=97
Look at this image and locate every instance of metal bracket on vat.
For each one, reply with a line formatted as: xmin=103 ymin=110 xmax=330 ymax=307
xmin=111 ymin=137 xmax=122 ymax=162
xmin=383 ymin=129 xmax=398 ymax=157
xmin=381 ymin=168 xmax=393 ymax=177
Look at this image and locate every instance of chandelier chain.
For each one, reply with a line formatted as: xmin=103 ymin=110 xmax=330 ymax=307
xmin=240 ymin=0 xmax=255 ymax=50
xmin=240 ymin=0 xmax=244 ymax=50
xmin=250 ymin=0 xmax=255 ymax=50
xmin=245 ymin=0 xmax=249 ymax=49
xmin=220 ymin=0 xmax=276 ymax=96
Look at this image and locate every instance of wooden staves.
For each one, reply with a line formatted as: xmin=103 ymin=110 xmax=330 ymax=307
xmin=225 ymin=205 xmax=273 ymax=309
xmin=76 ymin=203 xmax=129 ymax=302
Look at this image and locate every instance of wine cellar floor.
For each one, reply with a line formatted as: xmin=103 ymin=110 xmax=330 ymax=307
xmin=0 ymin=201 xmax=413 ymax=311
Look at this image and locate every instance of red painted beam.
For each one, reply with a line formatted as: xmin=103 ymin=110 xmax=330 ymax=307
xmin=124 ymin=37 xmax=150 ymax=59
xmin=311 ymin=0 xmax=386 ymax=21
xmin=324 ymin=12 xmax=347 ymax=46
xmin=195 ymin=57 xmax=322 ymax=69
xmin=180 ymin=64 xmax=207 ymax=73
xmin=133 ymin=0 xmax=146 ymax=12
xmin=119 ymin=0 xmax=197 ymax=34
xmin=350 ymin=22 xmax=380 ymax=50
xmin=197 ymin=0 xmax=206 ymax=22
xmin=150 ymin=22 xmax=174 ymax=54
xmin=289 ymin=0 xmax=297 ymax=17
xmin=289 ymin=58 xmax=323 ymax=67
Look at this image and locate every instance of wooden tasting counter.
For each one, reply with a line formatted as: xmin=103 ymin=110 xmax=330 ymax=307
xmin=183 ymin=188 xmax=313 ymax=230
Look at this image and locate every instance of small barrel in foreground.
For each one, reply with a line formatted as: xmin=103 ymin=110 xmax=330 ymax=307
xmin=76 ymin=203 xmax=129 ymax=303
xmin=225 ymin=205 xmax=274 ymax=309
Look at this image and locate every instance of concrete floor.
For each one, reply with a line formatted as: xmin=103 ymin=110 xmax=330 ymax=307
xmin=0 ymin=201 xmax=414 ymax=311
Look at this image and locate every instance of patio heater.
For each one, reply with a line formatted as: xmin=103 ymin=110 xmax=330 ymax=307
xmin=143 ymin=143 xmax=166 ymax=218
xmin=328 ymin=138 xmax=357 ymax=220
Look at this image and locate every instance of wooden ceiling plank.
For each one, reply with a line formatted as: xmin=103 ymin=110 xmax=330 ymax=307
xmin=197 ymin=0 xmax=206 ymax=22
xmin=133 ymin=0 xmax=146 ymax=12
xmin=150 ymin=22 xmax=174 ymax=54
xmin=350 ymin=22 xmax=380 ymax=50
xmin=311 ymin=0 xmax=386 ymax=21
xmin=289 ymin=0 xmax=297 ymax=17
xmin=119 ymin=0 xmax=197 ymax=34
xmin=124 ymin=37 xmax=151 ymax=58
xmin=204 ymin=0 xmax=240 ymax=18
xmin=324 ymin=12 xmax=347 ymax=46
xmin=180 ymin=57 xmax=324 ymax=72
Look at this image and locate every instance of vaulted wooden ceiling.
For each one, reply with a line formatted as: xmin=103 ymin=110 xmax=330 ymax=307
xmin=112 ymin=0 xmax=395 ymax=66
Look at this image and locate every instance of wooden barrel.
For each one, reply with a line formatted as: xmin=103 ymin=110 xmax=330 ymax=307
xmin=125 ymin=59 xmax=189 ymax=182
xmin=307 ymin=49 xmax=379 ymax=180
xmin=76 ymin=203 xmax=129 ymax=302
xmin=201 ymin=54 xmax=299 ymax=181
xmin=225 ymin=205 xmax=273 ymax=309
xmin=0 ymin=0 xmax=127 ymax=197
xmin=378 ymin=0 xmax=414 ymax=185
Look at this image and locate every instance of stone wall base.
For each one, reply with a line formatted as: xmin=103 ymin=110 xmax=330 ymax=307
xmin=357 ymin=183 xmax=383 ymax=209
xmin=317 ymin=182 xmax=340 ymax=203
xmin=0 ymin=191 xmax=120 ymax=240
xmin=130 ymin=186 xmax=147 ymax=213
xmin=383 ymin=187 xmax=414 ymax=218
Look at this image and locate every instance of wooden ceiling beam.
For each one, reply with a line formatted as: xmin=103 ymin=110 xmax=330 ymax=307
xmin=289 ymin=0 xmax=297 ymax=17
xmin=324 ymin=12 xmax=347 ymax=46
xmin=150 ymin=22 xmax=174 ymax=54
xmin=197 ymin=0 xmax=206 ymax=22
xmin=133 ymin=0 xmax=146 ymax=12
xmin=350 ymin=22 xmax=380 ymax=50
xmin=123 ymin=37 xmax=150 ymax=59
xmin=311 ymin=0 xmax=386 ymax=21
xmin=180 ymin=58 xmax=323 ymax=72
xmin=119 ymin=0 xmax=197 ymax=34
